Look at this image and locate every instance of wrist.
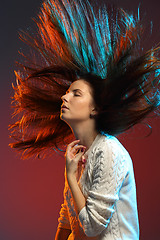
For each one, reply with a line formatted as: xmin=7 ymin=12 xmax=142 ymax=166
xmin=67 ymin=173 xmax=77 ymax=185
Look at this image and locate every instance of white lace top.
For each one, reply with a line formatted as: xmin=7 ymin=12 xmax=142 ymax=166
xmin=57 ymin=133 xmax=139 ymax=239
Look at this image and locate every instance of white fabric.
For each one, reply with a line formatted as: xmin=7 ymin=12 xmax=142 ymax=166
xmin=57 ymin=133 xmax=139 ymax=239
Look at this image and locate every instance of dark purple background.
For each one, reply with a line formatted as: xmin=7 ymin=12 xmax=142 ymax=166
xmin=1 ymin=0 xmax=160 ymax=239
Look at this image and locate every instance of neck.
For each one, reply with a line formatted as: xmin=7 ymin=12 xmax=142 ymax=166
xmin=70 ymin=120 xmax=99 ymax=151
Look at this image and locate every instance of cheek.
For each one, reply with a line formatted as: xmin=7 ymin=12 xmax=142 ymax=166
xmin=74 ymin=98 xmax=86 ymax=107
xmin=73 ymin=99 xmax=91 ymax=115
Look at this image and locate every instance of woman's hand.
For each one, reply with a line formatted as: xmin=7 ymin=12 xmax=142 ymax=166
xmin=65 ymin=140 xmax=87 ymax=214
xmin=65 ymin=139 xmax=86 ymax=178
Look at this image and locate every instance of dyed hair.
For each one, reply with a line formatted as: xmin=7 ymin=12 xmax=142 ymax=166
xmin=9 ymin=0 xmax=160 ymax=158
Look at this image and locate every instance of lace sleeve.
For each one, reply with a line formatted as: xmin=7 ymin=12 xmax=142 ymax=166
xmin=78 ymin=139 xmax=128 ymax=237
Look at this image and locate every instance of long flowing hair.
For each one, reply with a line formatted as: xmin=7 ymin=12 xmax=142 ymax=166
xmin=9 ymin=0 xmax=160 ymax=159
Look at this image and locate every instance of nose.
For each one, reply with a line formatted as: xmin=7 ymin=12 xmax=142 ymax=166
xmin=61 ymin=93 xmax=68 ymax=102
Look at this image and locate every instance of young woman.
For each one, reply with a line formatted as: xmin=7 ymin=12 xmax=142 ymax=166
xmin=56 ymin=78 xmax=139 ymax=239
xmin=9 ymin=0 xmax=160 ymax=239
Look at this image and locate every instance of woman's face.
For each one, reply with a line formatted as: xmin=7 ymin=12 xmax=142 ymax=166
xmin=60 ymin=79 xmax=96 ymax=125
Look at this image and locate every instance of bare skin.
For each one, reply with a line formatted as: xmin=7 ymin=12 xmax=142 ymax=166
xmin=55 ymin=228 xmax=71 ymax=240
xmin=65 ymin=139 xmax=86 ymax=213
xmin=60 ymin=79 xmax=99 ymax=151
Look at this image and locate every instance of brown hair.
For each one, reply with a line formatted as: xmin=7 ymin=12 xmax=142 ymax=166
xmin=9 ymin=0 xmax=160 ymax=159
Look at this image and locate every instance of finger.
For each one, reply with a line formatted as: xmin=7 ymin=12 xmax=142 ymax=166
xmin=77 ymin=149 xmax=86 ymax=157
xmin=75 ymin=148 xmax=86 ymax=155
xmin=73 ymin=149 xmax=84 ymax=159
xmin=67 ymin=141 xmax=80 ymax=151
xmin=74 ymin=145 xmax=86 ymax=151
xmin=70 ymin=145 xmax=86 ymax=153
xmin=69 ymin=139 xmax=80 ymax=147
xmin=82 ymin=163 xmax=86 ymax=168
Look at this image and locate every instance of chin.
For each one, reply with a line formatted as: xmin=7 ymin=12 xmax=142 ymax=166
xmin=60 ymin=114 xmax=65 ymax=120
xmin=60 ymin=113 xmax=68 ymax=122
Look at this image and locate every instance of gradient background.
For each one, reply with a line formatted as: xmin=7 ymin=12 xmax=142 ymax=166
xmin=1 ymin=0 xmax=160 ymax=239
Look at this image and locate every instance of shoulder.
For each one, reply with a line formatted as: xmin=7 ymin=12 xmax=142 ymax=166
xmin=93 ymin=133 xmax=129 ymax=155
xmin=93 ymin=133 xmax=131 ymax=172
xmin=90 ymin=133 xmax=131 ymax=192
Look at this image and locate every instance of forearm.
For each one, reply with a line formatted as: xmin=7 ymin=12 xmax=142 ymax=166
xmin=55 ymin=227 xmax=71 ymax=240
xmin=67 ymin=174 xmax=86 ymax=214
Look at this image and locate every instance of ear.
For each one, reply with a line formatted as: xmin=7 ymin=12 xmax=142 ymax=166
xmin=91 ymin=107 xmax=98 ymax=116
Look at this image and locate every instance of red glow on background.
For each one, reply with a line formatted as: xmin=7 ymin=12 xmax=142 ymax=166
xmin=1 ymin=0 xmax=160 ymax=239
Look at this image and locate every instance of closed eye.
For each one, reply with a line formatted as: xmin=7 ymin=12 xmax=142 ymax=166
xmin=66 ymin=89 xmax=81 ymax=96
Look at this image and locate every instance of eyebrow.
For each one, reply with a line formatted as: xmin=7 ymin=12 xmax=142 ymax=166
xmin=67 ymin=88 xmax=83 ymax=93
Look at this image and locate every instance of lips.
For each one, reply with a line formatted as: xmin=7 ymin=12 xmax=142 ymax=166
xmin=61 ymin=105 xmax=69 ymax=109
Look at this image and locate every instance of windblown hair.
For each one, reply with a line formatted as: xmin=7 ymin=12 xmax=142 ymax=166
xmin=9 ymin=0 xmax=160 ymax=158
